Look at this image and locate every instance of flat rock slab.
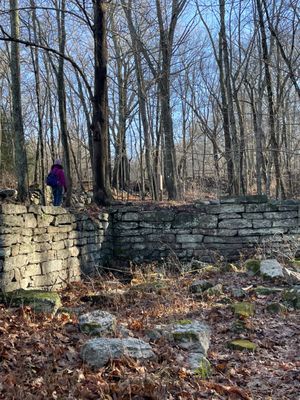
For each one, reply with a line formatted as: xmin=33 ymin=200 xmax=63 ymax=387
xmin=81 ymin=338 xmax=155 ymax=368
xmin=78 ymin=310 xmax=116 ymax=335
xmin=260 ymin=259 xmax=284 ymax=278
xmin=147 ymin=320 xmax=211 ymax=355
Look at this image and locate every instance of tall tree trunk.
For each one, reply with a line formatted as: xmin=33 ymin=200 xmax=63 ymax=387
xmin=56 ymin=0 xmax=72 ymax=206
xmin=219 ymin=0 xmax=239 ymax=195
xmin=30 ymin=0 xmax=45 ymax=204
xmin=156 ymin=0 xmax=184 ymax=200
xmin=256 ymin=0 xmax=285 ymax=198
xmin=10 ymin=0 xmax=28 ymax=202
xmin=121 ymin=0 xmax=158 ymax=200
xmin=92 ymin=0 xmax=112 ymax=205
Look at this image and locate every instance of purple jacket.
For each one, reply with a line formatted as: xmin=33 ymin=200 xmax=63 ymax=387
xmin=51 ymin=165 xmax=67 ymax=190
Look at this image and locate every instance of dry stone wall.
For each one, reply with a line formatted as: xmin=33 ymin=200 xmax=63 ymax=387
xmin=0 ymin=204 xmax=111 ymax=291
xmin=1 ymin=196 xmax=299 ymax=291
xmin=111 ymin=197 xmax=300 ymax=263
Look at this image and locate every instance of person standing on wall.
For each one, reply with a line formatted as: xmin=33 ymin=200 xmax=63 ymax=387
xmin=46 ymin=159 xmax=67 ymax=206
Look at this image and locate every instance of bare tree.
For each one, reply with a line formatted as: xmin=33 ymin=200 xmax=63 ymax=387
xmin=9 ymin=0 xmax=28 ymax=201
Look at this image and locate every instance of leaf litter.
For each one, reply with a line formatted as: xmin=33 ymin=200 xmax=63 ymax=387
xmin=0 ymin=262 xmax=299 ymax=399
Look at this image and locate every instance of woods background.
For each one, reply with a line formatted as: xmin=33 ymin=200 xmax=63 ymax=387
xmin=0 ymin=0 xmax=299 ymax=204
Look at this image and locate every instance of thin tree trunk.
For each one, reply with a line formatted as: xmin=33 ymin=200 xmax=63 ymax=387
xmin=30 ymin=0 xmax=45 ymax=204
xmin=9 ymin=0 xmax=28 ymax=202
xmin=56 ymin=0 xmax=72 ymax=206
xmin=256 ymin=0 xmax=285 ymax=198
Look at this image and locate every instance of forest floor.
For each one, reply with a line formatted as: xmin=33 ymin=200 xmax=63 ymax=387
xmin=0 ymin=261 xmax=299 ymax=400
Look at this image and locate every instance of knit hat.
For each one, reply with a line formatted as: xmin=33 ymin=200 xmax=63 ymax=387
xmin=54 ymin=159 xmax=62 ymax=166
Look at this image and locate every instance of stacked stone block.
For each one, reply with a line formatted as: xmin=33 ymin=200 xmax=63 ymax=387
xmin=0 ymin=204 xmax=110 ymax=291
xmin=111 ymin=197 xmax=300 ymax=262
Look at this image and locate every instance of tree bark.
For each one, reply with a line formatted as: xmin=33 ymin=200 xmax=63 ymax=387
xmin=92 ymin=0 xmax=112 ymax=205
xmin=9 ymin=0 xmax=28 ymax=202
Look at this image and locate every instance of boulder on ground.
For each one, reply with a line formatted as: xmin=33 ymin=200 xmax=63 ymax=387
xmin=260 ymin=259 xmax=284 ymax=279
xmin=189 ymin=280 xmax=213 ymax=294
xmin=282 ymin=286 xmax=300 ymax=309
xmin=81 ymin=338 xmax=155 ymax=368
xmin=0 ymin=289 xmax=61 ymax=315
xmin=78 ymin=310 xmax=116 ymax=336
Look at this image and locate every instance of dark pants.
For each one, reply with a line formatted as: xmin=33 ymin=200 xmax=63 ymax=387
xmin=52 ymin=186 xmax=63 ymax=206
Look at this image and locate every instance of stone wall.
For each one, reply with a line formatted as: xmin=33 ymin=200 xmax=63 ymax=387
xmin=0 ymin=204 xmax=111 ymax=291
xmin=111 ymin=197 xmax=300 ymax=263
xmin=1 ymin=197 xmax=299 ymax=291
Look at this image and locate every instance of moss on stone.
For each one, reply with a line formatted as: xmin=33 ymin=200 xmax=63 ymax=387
xmin=228 ymin=339 xmax=257 ymax=352
xmin=173 ymin=331 xmax=199 ymax=342
xmin=232 ymin=320 xmax=247 ymax=333
xmin=177 ymin=319 xmax=193 ymax=325
xmin=193 ymin=357 xmax=212 ymax=379
xmin=1 ymin=289 xmax=61 ymax=314
xmin=80 ymin=322 xmax=103 ymax=335
xmin=244 ymin=259 xmax=261 ymax=275
xmin=203 ymin=284 xmax=223 ymax=297
xmin=266 ymin=302 xmax=287 ymax=314
xmin=233 ymin=302 xmax=255 ymax=318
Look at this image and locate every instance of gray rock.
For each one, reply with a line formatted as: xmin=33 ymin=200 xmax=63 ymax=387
xmin=171 ymin=320 xmax=211 ymax=354
xmin=282 ymin=286 xmax=300 ymax=309
xmin=0 ymin=289 xmax=61 ymax=314
xmin=189 ymin=280 xmax=213 ymax=294
xmin=260 ymin=259 xmax=284 ymax=278
xmin=282 ymin=268 xmax=300 ymax=285
xmin=81 ymin=338 xmax=155 ymax=368
xmin=187 ymin=353 xmax=211 ymax=377
xmin=78 ymin=310 xmax=116 ymax=336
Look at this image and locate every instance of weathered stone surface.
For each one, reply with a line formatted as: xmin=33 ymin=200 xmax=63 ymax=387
xmin=282 ymin=286 xmax=300 ymax=309
xmin=177 ymin=234 xmax=203 ymax=243
xmin=207 ymin=204 xmax=245 ymax=214
xmin=260 ymin=259 xmax=284 ymax=278
xmin=188 ymin=354 xmax=212 ymax=377
xmin=37 ymin=214 xmax=54 ymax=227
xmin=172 ymin=213 xmax=218 ymax=229
xmin=0 ymin=204 xmax=27 ymax=214
xmin=190 ymin=280 xmax=213 ymax=293
xmin=24 ymin=214 xmax=37 ymax=228
xmin=170 ymin=320 xmax=211 ymax=354
xmin=1 ymin=215 xmax=24 ymax=227
xmin=219 ymin=219 xmax=252 ymax=229
xmin=41 ymin=206 xmax=67 ymax=215
xmin=228 ymin=339 xmax=257 ymax=352
xmin=54 ymin=214 xmax=76 ymax=225
xmin=79 ymin=310 xmax=116 ymax=335
xmin=81 ymin=338 xmax=155 ymax=368
xmin=203 ymin=283 xmax=223 ymax=297
xmin=253 ymin=220 xmax=272 ymax=228
xmin=282 ymin=268 xmax=300 ymax=285
xmin=0 ymin=289 xmax=61 ymax=314
xmin=233 ymin=302 xmax=255 ymax=318
xmin=264 ymin=211 xmax=298 ymax=219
